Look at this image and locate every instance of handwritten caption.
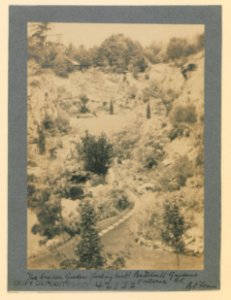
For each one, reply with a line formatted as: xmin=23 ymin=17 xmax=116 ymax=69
xmin=13 ymin=271 xmax=217 ymax=290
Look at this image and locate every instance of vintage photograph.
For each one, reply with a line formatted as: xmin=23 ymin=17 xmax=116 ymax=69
xmin=27 ymin=23 xmax=205 ymax=270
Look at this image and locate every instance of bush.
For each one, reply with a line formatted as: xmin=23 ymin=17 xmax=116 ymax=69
xmin=42 ymin=114 xmax=55 ymax=131
xmin=170 ymin=104 xmax=197 ymax=125
xmin=79 ymin=94 xmax=90 ymax=113
xmin=60 ymin=259 xmax=79 ymax=269
xmin=78 ymin=132 xmax=113 ymax=175
xmin=63 ymin=220 xmax=81 ymax=237
xmin=115 ymin=195 xmax=130 ymax=211
xmin=142 ymin=142 xmax=165 ymax=169
xmin=142 ymin=81 xmax=162 ymax=102
xmin=128 ymin=85 xmax=138 ymax=99
xmin=195 ymin=146 xmax=204 ymax=166
xmin=55 ymin=114 xmax=70 ymax=134
xmin=68 ymin=185 xmax=84 ymax=200
xmin=53 ymin=53 xmax=74 ymax=77
xmin=111 ymin=256 xmax=126 ymax=269
xmin=28 ymin=187 xmax=50 ymax=209
xmin=174 ymin=155 xmax=193 ymax=179
xmin=33 ymin=197 xmax=63 ymax=239
xmin=168 ymin=123 xmax=191 ymax=140
xmin=159 ymin=155 xmax=193 ymax=191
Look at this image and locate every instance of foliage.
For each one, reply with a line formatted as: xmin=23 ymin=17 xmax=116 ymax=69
xmin=159 ymin=155 xmax=193 ymax=191
xmin=42 ymin=113 xmax=55 ymax=131
xmin=144 ymin=42 xmax=163 ymax=64
xmin=109 ymin=100 xmax=114 ymax=115
xmin=142 ymin=81 xmax=162 ymax=102
xmin=127 ymin=85 xmax=138 ymax=99
xmin=111 ymin=256 xmax=126 ymax=269
xmin=110 ymin=189 xmax=132 ymax=210
xmin=79 ymin=94 xmax=90 ymax=113
xmin=166 ymin=37 xmax=197 ymax=61
xmin=78 ymin=132 xmax=113 ymax=175
xmin=55 ymin=113 xmax=70 ymax=134
xmin=75 ymin=202 xmax=105 ymax=269
xmin=168 ymin=123 xmax=191 ymax=140
xmin=66 ymin=185 xmax=84 ymax=200
xmin=63 ymin=219 xmax=81 ymax=237
xmin=95 ymin=33 xmax=147 ymax=73
xmin=53 ymin=53 xmax=74 ymax=77
xmin=28 ymin=186 xmax=50 ymax=209
xmin=195 ymin=146 xmax=204 ymax=167
xmin=142 ymin=140 xmax=165 ymax=169
xmin=170 ymin=104 xmax=197 ymax=125
xmin=146 ymin=103 xmax=151 ymax=119
xmin=197 ymin=33 xmax=205 ymax=50
xmin=37 ymin=126 xmax=46 ymax=154
xmin=60 ymin=259 xmax=79 ymax=269
xmin=32 ymin=196 xmax=63 ymax=240
xmin=161 ymin=198 xmax=187 ymax=268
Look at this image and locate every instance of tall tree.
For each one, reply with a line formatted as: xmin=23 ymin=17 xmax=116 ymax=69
xmin=109 ymin=100 xmax=114 ymax=115
xmin=146 ymin=102 xmax=151 ymax=119
xmin=161 ymin=199 xmax=187 ymax=269
xmin=75 ymin=202 xmax=105 ymax=269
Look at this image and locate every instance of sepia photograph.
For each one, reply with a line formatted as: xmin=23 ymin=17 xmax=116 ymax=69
xmin=27 ymin=22 xmax=205 ymax=271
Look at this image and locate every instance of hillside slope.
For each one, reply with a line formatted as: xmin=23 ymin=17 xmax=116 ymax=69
xmin=27 ymin=51 xmax=205 ymax=269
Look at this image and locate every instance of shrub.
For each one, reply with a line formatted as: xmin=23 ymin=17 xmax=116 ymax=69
xmin=128 ymin=85 xmax=138 ymax=99
xmin=68 ymin=185 xmax=84 ymax=200
xmin=27 ymin=187 xmax=50 ymax=209
xmin=142 ymin=141 xmax=165 ymax=169
xmin=79 ymin=94 xmax=90 ymax=113
xmin=63 ymin=220 xmax=80 ymax=237
xmin=34 ymin=197 xmax=63 ymax=239
xmin=60 ymin=259 xmax=79 ymax=269
xmin=174 ymin=155 xmax=193 ymax=179
xmin=53 ymin=53 xmax=73 ymax=77
xmin=159 ymin=155 xmax=193 ymax=191
xmin=111 ymin=256 xmax=126 ymax=269
xmin=55 ymin=114 xmax=70 ymax=134
xmin=115 ymin=195 xmax=130 ymax=211
xmin=42 ymin=114 xmax=55 ymax=131
xmin=142 ymin=81 xmax=162 ymax=102
xmin=90 ymin=175 xmax=106 ymax=187
xmin=168 ymin=123 xmax=191 ymax=140
xmin=78 ymin=132 xmax=113 ymax=175
xmin=170 ymin=104 xmax=197 ymax=125
xmin=195 ymin=146 xmax=204 ymax=166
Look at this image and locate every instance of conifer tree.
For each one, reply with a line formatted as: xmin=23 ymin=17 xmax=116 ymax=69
xmin=75 ymin=202 xmax=105 ymax=269
xmin=38 ymin=126 xmax=46 ymax=155
xmin=161 ymin=198 xmax=187 ymax=269
xmin=146 ymin=102 xmax=151 ymax=119
xmin=109 ymin=100 xmax=114 ymax=115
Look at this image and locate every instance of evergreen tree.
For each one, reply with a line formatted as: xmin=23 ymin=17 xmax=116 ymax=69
xmin=146 ymin=102 xmax=151 ymax=119
xmin=38 ymin=126 xmax=46 ymax=155
xmin=161 ymin=198 xmax=187 ymax=269
xmin=75 ymin=202 xmax=105 ymax=269
xmin=109 ymin=100 xmax=114 ymax=115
